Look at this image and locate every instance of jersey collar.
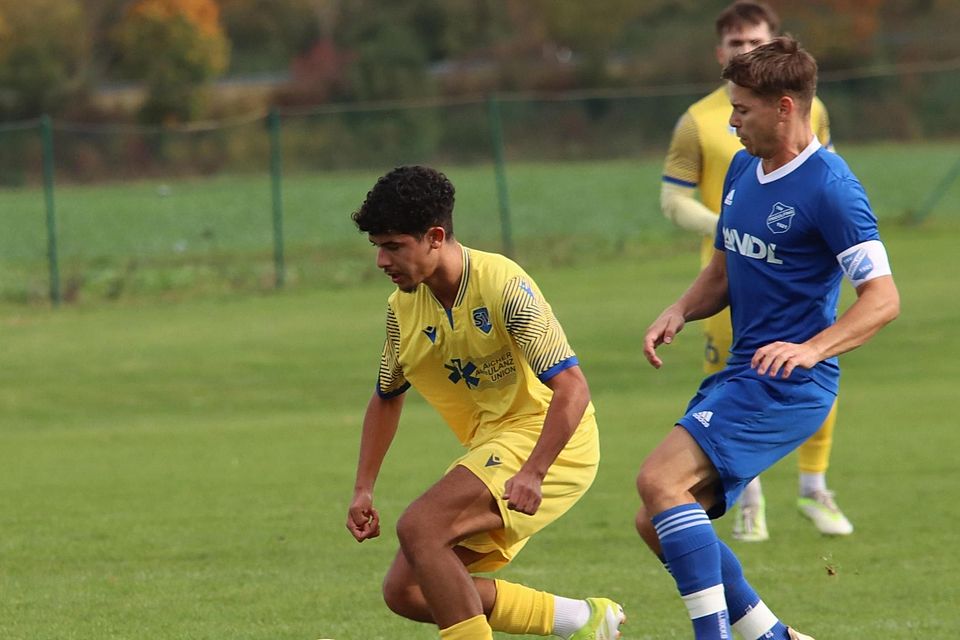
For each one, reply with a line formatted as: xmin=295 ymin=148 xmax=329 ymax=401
xmin=427 ymin=244 xmax=471 ymax=310
xmin=453 ymin=245 xmax=470 ymax=307
xmin=756 ymin=136 xmax=822 ymax=184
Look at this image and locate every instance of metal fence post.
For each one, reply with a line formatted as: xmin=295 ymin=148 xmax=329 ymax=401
xmin=40 ymin=115 xmax=61 ymax=307
xmin=486 ymin=94 xmax=514 ymax=258
xmin=268 ymin=108 xmax=286 ymax=288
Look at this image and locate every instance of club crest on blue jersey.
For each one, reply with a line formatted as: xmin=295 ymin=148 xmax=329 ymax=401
xmin=767 ymin=202 xmax=796 ymax=234
xmin=472 ymin=306 xmax=492 ymax=334
xmin=422 ymin=325 xmax=437 ymax=343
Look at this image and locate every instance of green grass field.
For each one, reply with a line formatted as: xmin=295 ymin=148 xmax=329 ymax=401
xmin=1 ymin=206 xmax=957 ymax=638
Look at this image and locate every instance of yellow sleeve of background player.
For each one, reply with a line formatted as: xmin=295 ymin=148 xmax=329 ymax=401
xmin=661 ymin=112 xmax=717 ymax=236
xmin=813 ymin=98 xmax=833 ymax=150
xmin=663 ymin=112 xmax=701 ymax=187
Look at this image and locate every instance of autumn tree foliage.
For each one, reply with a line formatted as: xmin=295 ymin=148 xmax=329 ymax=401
xmin=0 ymin=0 xmax=87 ymax=118
xmin=116 ymin=0 xmax=229 ymax=124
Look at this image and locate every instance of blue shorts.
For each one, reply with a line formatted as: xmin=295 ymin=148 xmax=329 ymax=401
xmin=677 ymin=363 xmax=836 ymax=518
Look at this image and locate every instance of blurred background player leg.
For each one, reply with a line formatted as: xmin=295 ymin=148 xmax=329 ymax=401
xmin=796 ymin=400 xmax=854 ymax=535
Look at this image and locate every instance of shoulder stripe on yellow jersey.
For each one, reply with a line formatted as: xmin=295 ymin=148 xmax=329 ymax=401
xmin=502 ymin=276 xmax=577 ymax=381
xmin=663 ymin=175 xmax=697 ymax=187
xmin=663 ymin=111 xmax=702 ymax=186
xmin=453 ymin=246 xmax=471 ymax=308
xmin=377 ymin=304 xmax=409 ymax=398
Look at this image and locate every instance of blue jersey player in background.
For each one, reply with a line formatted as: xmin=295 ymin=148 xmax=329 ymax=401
xmin=634 ymin=37 xmax=900 ymax=640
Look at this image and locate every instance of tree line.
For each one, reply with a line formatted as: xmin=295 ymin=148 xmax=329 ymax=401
xmin=1 ymin=0 xmax=959 ymax=124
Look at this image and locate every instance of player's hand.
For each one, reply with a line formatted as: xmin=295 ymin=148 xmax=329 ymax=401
xmin=346 ymin=491 xmax=381 ymax=542
xmin=502 ymin=470 xmax=543 ymax=516
xmin=751 ymin=341 xmax=821 ymax=378
xmin=643 ymin=306 xmax=686 ymax=368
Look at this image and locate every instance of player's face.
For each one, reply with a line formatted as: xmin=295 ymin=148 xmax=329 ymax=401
xmin=369 ymin=229 xmax=440 ymax=293
xmin=716 ymin=22 xmax=773 ymax=66
xmin=727 ymin=83 xmax=781 ymax=158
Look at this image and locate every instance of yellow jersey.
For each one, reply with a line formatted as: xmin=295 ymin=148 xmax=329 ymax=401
xmin=663 ymin=85 xmax=832 ymax=268
xmin=377 ymin=245 xmax=595 ymax=449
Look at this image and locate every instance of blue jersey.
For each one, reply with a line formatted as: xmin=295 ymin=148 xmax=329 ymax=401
xmin=715 ymin=138 xmax=886 ymax=393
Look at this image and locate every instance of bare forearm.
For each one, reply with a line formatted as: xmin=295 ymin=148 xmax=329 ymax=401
xmin=353 ymin=393 xmax=404 ymax=493
xmin=806 ymin=276 xmax=900 ymax=361
xmin=674 ymin=259 xmax=729 ymax=322
xmin=521 ymin=370 xmax=590 ymax=478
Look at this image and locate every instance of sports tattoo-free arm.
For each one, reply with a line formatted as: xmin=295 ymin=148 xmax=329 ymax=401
xmin=500 ymin=276 xmax=590 ymax=515
xmin=644 ymin=249 xmax=729 ymax=368
xmin=346 ymin=391 xmax=405 ymax=541
xmin=811 ymin=274 xmax=900 ymax=357
xmin=502 ymin=366 xmax=591 ymax=515
xmin=752 ymin=275 xmax=900 ymax=378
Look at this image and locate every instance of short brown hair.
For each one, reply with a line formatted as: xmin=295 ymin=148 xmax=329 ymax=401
xmin=715 ymin=1 xmax=780 ymax=39
xmin=721 ymin=36 xmax=817 ymax=112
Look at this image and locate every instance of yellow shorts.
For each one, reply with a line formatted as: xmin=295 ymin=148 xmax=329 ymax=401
xmin=703 ymin=308 xmax=733 ymax=374
xmin=451 ymin=417 xmax=600 ymax=573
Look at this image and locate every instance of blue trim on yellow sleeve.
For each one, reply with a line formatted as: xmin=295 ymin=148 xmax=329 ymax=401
xmin=537 ymin=356 xmax=579 ymax=383
xmin=663 ymin=175 xmax=697 ymax=188
xmin=376 ymin=381 xmax=410 ymax=399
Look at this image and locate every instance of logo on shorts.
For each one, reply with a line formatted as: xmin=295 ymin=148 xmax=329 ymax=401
xmin=485 ymin=454 xmax=502 ymax=467
xmin=766 ymin=202 xmax=796 ymax=234
xmin=692 ymin=411 xmax=713 ymax=428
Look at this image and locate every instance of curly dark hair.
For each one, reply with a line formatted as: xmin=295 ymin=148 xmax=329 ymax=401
xmin=352 ymin=165 xmax=456 ymax=237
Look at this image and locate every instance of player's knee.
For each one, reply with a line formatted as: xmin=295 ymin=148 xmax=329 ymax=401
xmin=637 ymin=465 xmax=686 ymax=514
xmin=635 ymin=463 xmax=665 ymax=506
xmin=381 ymin=572 xmax=418 ymax=619
xmin=395 ymin=507 xmax=437 ymax=556
xmin=394 ymin=511 xmax=420 ymax=554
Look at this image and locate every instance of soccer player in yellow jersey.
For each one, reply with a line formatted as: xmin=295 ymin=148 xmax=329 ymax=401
xmin=660 ymin=1 xmax=853 ymax=541
xmin=346 ymin=166 xmax=625 ymax=640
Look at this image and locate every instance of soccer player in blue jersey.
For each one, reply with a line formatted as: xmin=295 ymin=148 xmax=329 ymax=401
xmin=636 ymin=38 xmax=899 ymax=640
xmin=661 ymin=1 xmax=851 ymax=542
xmin=346 ymin=166 xmax=625 ymax=640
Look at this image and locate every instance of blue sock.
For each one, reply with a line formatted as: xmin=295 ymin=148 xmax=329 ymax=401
xmin=653 ymin=504 xmax=732 ymax=640
xmin=718 ymin=541 xmax=789 ymax=639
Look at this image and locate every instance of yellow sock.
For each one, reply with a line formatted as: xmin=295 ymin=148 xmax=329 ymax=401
xmin=439 ymin=614 xmax=493 ymax=640
xmin=488 ymin=579 xmax=555 ymax=635
xmin=798 ymin=398 xmax=838 ymax=474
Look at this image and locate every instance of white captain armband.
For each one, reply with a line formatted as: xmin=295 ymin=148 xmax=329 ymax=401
xmin=836 ymin=240 xmax=892 ymax=288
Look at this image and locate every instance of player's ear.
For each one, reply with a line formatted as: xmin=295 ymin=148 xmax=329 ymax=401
xmin=427 ymin=226 xmax=445 ymax=248
xmin=778 ymin=95 xmax=794 ymax=118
